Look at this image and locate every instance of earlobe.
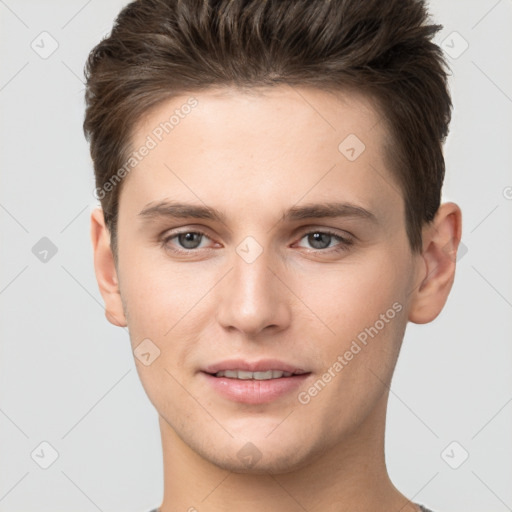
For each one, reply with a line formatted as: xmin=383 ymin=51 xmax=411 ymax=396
xmin=408 ymin=202 xmax=463 ymax=324
xmin=90 ymin=208 xmax=128 ymax=328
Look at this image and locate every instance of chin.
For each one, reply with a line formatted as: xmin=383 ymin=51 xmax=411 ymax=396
xmin=197 ymin=437 xmax=320 ymax=475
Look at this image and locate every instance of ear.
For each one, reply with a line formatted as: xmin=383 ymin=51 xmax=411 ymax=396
xmin=90 ymin=208 xmax=128 ymax=327
xmin=408 ymin=202 xmax=463 ymax=324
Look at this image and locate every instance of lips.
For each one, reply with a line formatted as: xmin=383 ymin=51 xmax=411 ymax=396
xmin=201 ymin=359 xmax=312 ymax=404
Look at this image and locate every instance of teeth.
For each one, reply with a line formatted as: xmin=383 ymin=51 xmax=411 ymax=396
xmin=214 ymin=370 xmax=293 ymax=379
xmin=256 ymin=371 xmax=274 ymax=380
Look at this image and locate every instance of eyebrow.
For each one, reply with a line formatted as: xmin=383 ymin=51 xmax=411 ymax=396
xmin=138 ymin=200 xmax=377 ymax=224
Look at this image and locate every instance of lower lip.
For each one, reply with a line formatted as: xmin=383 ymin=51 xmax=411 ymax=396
xmin=201 ymin=372 xmax=311 ymax=404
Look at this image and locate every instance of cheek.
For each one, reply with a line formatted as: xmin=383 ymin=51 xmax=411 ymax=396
xmin=118 ymin=250 xmax=215 ymax=349
xmin=119 ymin=257 xmax=211 ymax=406
xmin=297 ymin=248 xmax=411 ymax=403
xmin=294 ymin=256 xmax=409 ymax=420
xmin=303 ymin=252 xmax=408 ymax=336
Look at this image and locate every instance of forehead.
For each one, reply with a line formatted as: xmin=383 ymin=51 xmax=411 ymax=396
xmin=134 ymin=85 xmax=385 ymax=153
xmin=120 ymin=85 xmax=399 ymax=224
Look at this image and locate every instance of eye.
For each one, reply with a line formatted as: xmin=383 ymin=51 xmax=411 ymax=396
xmin=295 ymin=230 xmax=354 ymax=252
xmin=161 ymin=230 xmax=213 ymax=253
xmin=159 ymin=228 xmax=354 ymax=256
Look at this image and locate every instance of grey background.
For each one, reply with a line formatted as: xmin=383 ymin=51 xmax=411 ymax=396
xmin=0 ymin=1 xmax=511 ymax=511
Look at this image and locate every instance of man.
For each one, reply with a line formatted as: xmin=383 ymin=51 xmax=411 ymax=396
xmin=84 ymin=1 xmax=462 ymax=511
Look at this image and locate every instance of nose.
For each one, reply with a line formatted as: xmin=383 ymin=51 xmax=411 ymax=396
xmin=215 ymin=244 xmax=292 ymax=338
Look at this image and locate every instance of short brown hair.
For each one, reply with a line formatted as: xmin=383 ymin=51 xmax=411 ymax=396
xmin=83 ymin=0 xmax=452 ymax=258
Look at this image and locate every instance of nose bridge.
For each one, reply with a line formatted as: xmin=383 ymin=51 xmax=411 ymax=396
xmin=215 ymin=239 xmax=290 ymax=336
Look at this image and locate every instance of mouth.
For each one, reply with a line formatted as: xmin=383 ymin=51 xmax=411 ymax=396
xmin=201 ymin=359 xmax=312 ymax=404
xmin=207 ymin=369 xmax=307 ymax=380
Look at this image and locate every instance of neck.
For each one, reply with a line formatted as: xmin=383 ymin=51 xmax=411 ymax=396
xmin=157 ymin=392 xmax=419 ymax=512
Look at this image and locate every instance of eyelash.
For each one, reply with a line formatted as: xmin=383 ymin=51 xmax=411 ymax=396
xmin=159 ymin=229 xmax=354 ymax=256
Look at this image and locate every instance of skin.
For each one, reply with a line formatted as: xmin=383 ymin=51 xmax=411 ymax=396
xmin=90 ymin=85 xmax=462 ymax=512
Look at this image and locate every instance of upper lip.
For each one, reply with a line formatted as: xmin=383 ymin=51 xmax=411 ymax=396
xmin=202 ymin=359 xmax=309 ymax=375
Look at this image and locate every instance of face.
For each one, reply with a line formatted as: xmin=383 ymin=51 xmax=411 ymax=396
xmin=110 ymin=86 xmax=422 ymax=473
